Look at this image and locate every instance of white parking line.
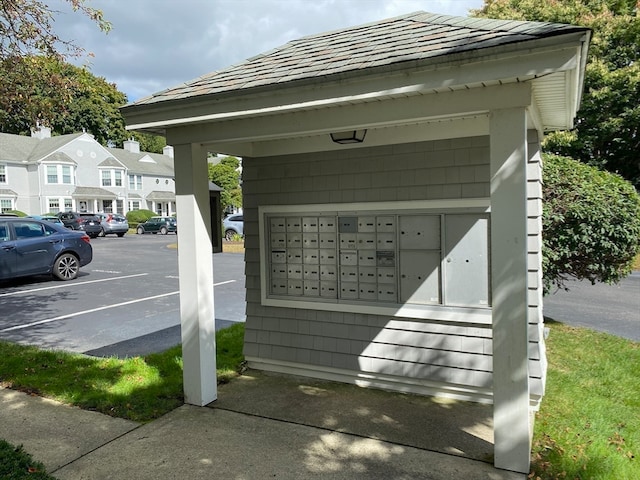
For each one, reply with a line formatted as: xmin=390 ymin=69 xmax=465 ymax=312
xmin=0 ymin=279 xmax=236 ymax=333
xmin=0 ymin=273 xmax=149 ymax=298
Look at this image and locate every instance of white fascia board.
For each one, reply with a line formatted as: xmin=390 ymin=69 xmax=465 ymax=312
xmin=125 ymin=35 xmax=585 ymax=134
xmin=165 ymin=82 xmax=531 ymax=147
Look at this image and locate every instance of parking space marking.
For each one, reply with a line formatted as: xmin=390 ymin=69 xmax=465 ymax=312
xmin=0 ymin=273 xmax=149 ymax=298
xmin=0 ymin=280 xmax=236 ymax=333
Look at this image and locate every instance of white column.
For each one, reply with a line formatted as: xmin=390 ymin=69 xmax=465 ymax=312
xmin=173 ymin=142 xmax=217 ymax=406
xmin=490 ymin=107 xmax=531 ymax=473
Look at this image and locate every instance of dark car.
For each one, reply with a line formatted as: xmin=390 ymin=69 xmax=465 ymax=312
xmin=57 ymin=212 xmax=102 ymax=238
xmin=223 ymin=214 xmax=244 ymax=240
xmin=95 ymin=213 xmax=129 ymax=237
xmin=0 ymin=218 xmax=93 ymax=281
xmin=136 ymin=216 xmax=177 ymax=235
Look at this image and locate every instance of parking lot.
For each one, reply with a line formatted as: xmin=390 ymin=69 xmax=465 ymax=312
xmin=0 ymin=233 xmax=245 ymax=357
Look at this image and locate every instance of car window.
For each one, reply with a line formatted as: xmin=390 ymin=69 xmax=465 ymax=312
xmin=14 ymin=221 xmax=46 ymax=239
xmin=0 ymin=222 xmax=8 ymax=242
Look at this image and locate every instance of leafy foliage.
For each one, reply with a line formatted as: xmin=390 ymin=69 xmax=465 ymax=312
xmin=208 ymin=156 xmax=242 ymax=213
xmin=542 ymin=154 xmax=640 ymax=293
xmin=0 ymin=0 xmax=110 ymax=60
xmin=0 ymin=440 xmax=55 ymax=480
xmin=474 ymin=0 xmax=640 ymax=187
xmin=126 ymin=209 xmax=156 ymax=224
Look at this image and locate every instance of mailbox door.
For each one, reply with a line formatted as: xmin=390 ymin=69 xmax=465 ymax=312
xmin=399 ymin=250 xmax=441 ymax=305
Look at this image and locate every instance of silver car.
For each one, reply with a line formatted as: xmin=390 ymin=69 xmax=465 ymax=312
xmin=96 ymin=213 xmax=129 ymax=237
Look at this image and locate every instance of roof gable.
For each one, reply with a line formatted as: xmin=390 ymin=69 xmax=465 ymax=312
xmin=129 ymin=11 xmax=588 ymax=107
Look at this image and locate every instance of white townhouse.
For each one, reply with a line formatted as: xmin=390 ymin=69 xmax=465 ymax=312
xmin=0 ymin=127 xmax=176 ymax=216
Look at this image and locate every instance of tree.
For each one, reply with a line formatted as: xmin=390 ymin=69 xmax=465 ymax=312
xmin=208 ymin=156 xmax=242 ymax=214
xmin=473 ymin=0 xmax=640 ymax=187
xmin=542 ymin=154 xmax=640 ymax=293
xmin=0 ymin=0 xmax=110 ymax=60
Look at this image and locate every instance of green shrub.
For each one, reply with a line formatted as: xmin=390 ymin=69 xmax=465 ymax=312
xmin=6 ymin=210 xmax=27 ymax=217
xmin=542 ymin=154 xmax=640 ymax=293
xmin=126 ymin=209 xmax=156 ymax=224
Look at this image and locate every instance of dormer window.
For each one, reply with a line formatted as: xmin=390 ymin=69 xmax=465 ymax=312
xmin=45 ymin=164 xmax=74 ymax=184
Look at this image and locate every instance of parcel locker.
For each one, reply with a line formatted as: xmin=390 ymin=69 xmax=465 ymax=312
xmin=443 ymin=215 xmax=490 ymax=306
xmin=399 ymin=215 xmax=440 ymax=250
xmin=399 ymin=250 xmax=441 ymax=305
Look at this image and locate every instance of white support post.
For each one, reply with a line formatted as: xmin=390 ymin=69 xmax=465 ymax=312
xmin=173 ymin=142 xmax=217 ymax=406
xmin=490 ymin=108 xmax=531 ymax=473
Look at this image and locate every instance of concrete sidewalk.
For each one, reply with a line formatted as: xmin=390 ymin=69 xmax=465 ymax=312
xmin=1 ymin=371 xmax=526 ymax=479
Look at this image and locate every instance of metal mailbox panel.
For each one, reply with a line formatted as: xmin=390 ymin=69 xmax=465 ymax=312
xmin=303 ymin=281 xmax=320 ymax=296
xmin=357 ymin=233 xmax=376 ymax=249
xmin=303 ymin=249 xmax=320 ymax=264
xmin=358 ymin=216 xmax=376 ymax=232
xmin=320 ymin=264 xmax=337 ymax=281
xmin=270 ymin=217 xmax=286 ymax=233
xmin=319 ymin=249 xmax=337 ymax=265
xmin=303 ymin=233 xmax=319 ymax=249
xmin=287 ymin=233 xmax=302 ymax=248
xmin=339 ymin=233 xmax=358 ymax=249
xmin=377 ymin=233 xmax=396 ymax=250
xmin=286 ymin=217 xmax=302 ymax=232
xmin=399 ymin=215 xmax=440 ymax=250
xmin=319 ymin=217 xmax=337 ymax=232
xmin=358 ymin=251 xmax=377 ymax=266
xmin=271 ymin=251 xmax=287 ymax=264
xmin=287 ymin=264 xmax=303 ymax=279
xmin=340 ymin=282 xmax=359 ymax=299
xmin=303 ymin=265 xmax=320 ymax=280
xmin=340 ymin=251 xmax=358 ymax=266
xmin=339 ymin=216 xmax=358 ymax=233
xmin=271 ymin=281 xmax=287 ymax=295
xmin=399 ymin=250 xmax=441 ymax=305
xmin=287 ymin=249 xmax=302 ymax=264
xmin=376 ymin=216 xmax=396 ymax=232
xmin=377 ymin=267 xmax=396 ymax=284
xmin=302 ymin=217 xmax=319 ymax=232
xmin=377 ymin=284 xmax=397 ymax=302
xmin=271 ymin=265 xmax=287 ymax=279
xmin=358 ymin=266 xmax=377 ymax=283
xmin=444 ymin=215 xmax=490 ymax=307
xmin=320 ymin=281 xmax=338 ymax=298
xmin=359 ymin=285 xmax=378 ymax=300
xmin=319 ymin=233 xmax=336 ymax=249
xmin=287 ymin=280 xmax=303 ymax=296
xmin=271 ymin=233 xmax=286 ymax=248
xmin=340 ymin=266 xmax=358 ymax=282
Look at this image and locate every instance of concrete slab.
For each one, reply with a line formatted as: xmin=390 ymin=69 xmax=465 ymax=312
xmin=0 ymin=386 xmax=138 ymax=471
xmin=213 ymin=370 xmax=496 ymax=462
xmin=54 ymin=405 xmax=524 ymax=480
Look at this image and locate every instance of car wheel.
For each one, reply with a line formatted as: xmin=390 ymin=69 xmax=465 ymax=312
xmin=160 ymin=226 xmax=168 ymax=235
xmin=52 ymin=253 xmax=80 ymax=280
xmin=224 ymin=229 xmax=235 ymax=241
xmin=99 ymin=228 xmax=106 ymax=237
xmin=137 ymin=226 xmax=144 ymax=234
xmin=117 ymin=232 xmax=125 ymax=237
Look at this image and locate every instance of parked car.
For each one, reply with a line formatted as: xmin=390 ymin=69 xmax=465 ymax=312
xmin=136 ymin=216 xmax=177 ymax=235
xmin=95 ymin=213 xmax=129 ymax=237
xmin=223 ymin=214 xmax=244 ymax=240
xmin=57 ymin=212 xmax=102 ymax=238
xmin=26 ymin=215 xmax=64 ymax=225
xmin=0 ymin=218 xmax=93 ymax=281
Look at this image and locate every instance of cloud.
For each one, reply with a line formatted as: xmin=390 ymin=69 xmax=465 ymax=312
xmin=51 ymin=0 xmax=482 ymax=102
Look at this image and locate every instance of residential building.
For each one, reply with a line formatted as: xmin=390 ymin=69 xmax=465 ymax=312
xmin=0 ymin=127 xmax=175 ymax=216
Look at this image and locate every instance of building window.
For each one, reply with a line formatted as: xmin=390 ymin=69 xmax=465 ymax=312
xmin=103 ymin=200 xmax=113 ymax=213
xmin=101 ymin=169 xmax=124 ymax=187
xmin=45 ymin=164 xmax=74 ymax=184
xmin=47 ymin=197 xmax=73 ymax=213
xmin=48 ymin=198 xmax=60 ymax=213
xmin=115 ymin=171 xmax=122 ymax=187
xmin=129 ymin=201 xmax=140 ymax=211
xmin=1 ymin=198 xmax=13 ymax=212
xmin=101 ymin=170 xmax=112 ymax=186
xmin=128 ymin=174 xmax=142 ymax=190
xmin=0 ymin=164 xmax=6 ymax=183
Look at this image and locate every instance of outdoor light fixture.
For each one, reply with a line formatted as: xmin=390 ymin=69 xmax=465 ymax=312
xmin=330 ymin=129 xmax=367 ymax=144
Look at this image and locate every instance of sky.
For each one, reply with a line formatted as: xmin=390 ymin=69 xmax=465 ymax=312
xmin=51 ymin=0 xmax=484 ymax=103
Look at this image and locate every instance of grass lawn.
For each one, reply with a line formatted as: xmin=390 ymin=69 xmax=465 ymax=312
xmin=1 ymin=321 xmax=638 ymax=479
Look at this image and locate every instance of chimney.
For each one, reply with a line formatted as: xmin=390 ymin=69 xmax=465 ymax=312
xmin=123 ymin=138 xmax=140 ymax=153
xmin=163 ymin=145 xmax=174 ymax=158
xmin=31 ymin=126 xmax=52 ymax=139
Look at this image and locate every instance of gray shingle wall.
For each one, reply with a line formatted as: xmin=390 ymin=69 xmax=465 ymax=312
xmin=242 ymin=135 xmax=542 ymax=402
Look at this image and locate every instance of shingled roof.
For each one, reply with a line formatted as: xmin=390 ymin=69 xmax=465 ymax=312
xmin=129 ymin=11 xmax=587 ymax=107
